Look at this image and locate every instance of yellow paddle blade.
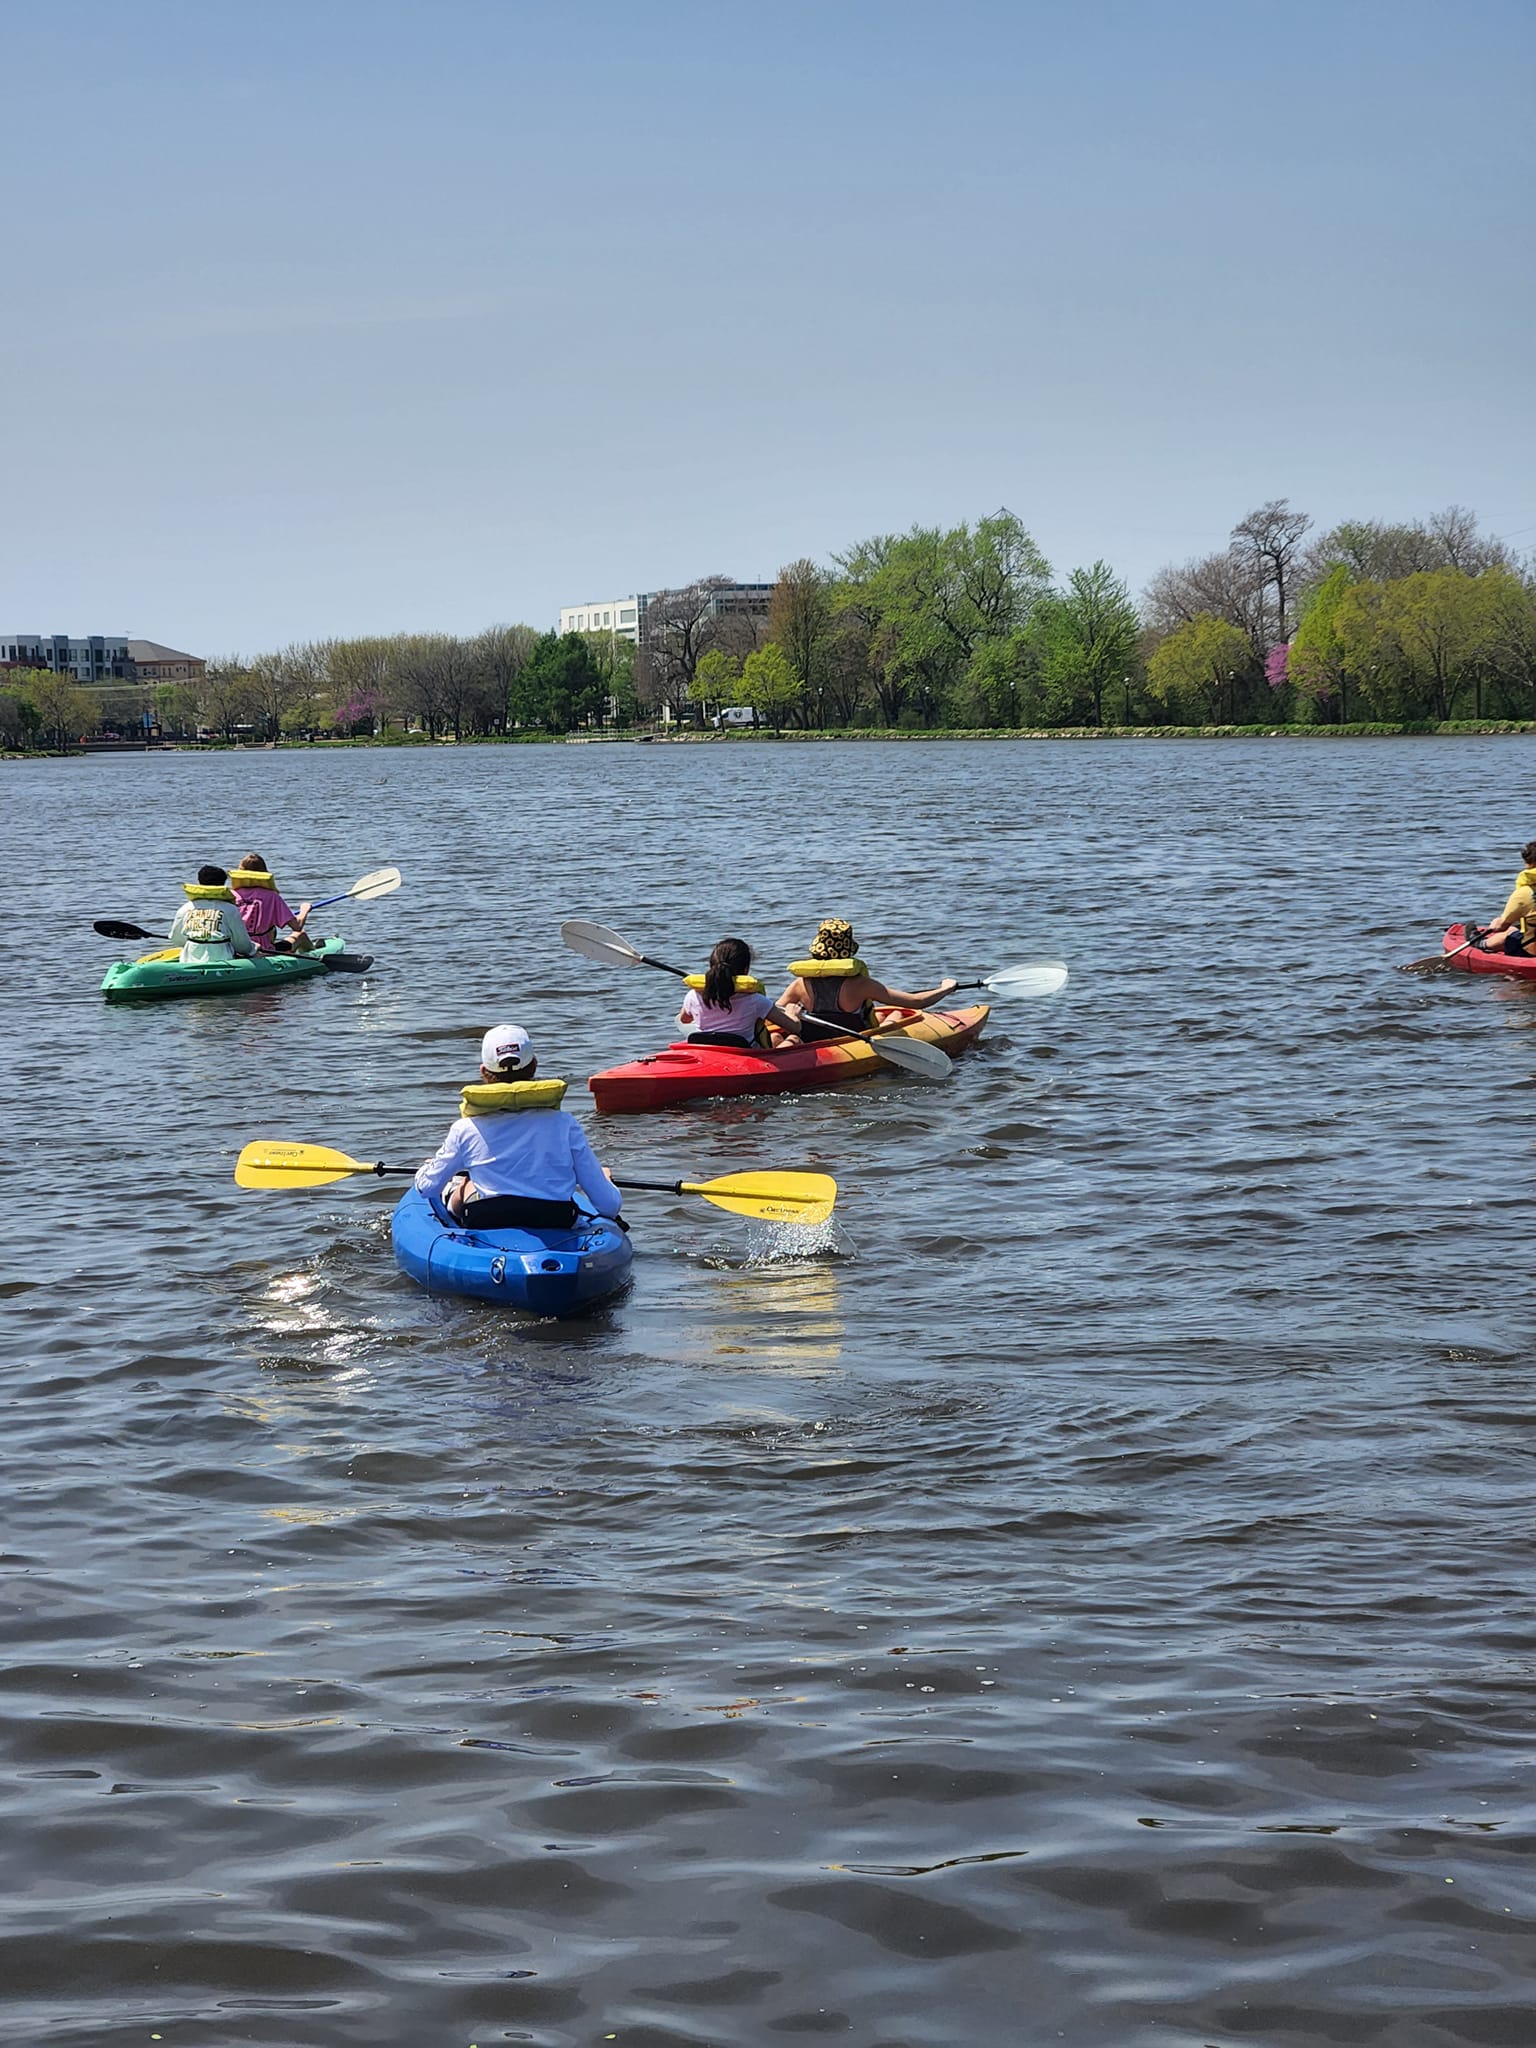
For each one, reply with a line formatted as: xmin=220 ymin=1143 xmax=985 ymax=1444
xmin=681 ymin=1170 xmax=838 ymax=1226
xmin=235 ymin=1140 xmax=377 ymax=1190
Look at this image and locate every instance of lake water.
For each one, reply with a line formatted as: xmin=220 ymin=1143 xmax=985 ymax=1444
xmin=4 ymin=736 xmax=1535 ymax=2047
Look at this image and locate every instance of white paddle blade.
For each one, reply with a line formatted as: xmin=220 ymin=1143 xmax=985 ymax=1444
xmin=983 ymin=961 xmax=1069 ymax=998
xmin=561 ymin=918 xmax=645 ymax=967
xmin=867 ymin=1031 xmax=952 ymax=1080
xmin=347 ymin=866 xmax=402 ymax=901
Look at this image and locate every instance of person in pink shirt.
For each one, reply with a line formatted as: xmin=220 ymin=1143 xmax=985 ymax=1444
xmin=230 ymin=853 xmax=313 ymax=954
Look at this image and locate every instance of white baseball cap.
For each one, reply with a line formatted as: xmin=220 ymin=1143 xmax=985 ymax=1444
xmin=480 ymin=1023 xmax=534 ymax=1074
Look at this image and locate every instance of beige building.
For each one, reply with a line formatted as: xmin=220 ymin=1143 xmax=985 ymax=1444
xmin=127 ymin=640 xmax=206 ymax=684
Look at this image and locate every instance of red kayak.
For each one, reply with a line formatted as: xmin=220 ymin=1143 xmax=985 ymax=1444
xmin=588 ymin=1004 xmax=989 ymax=1112
xmin=1442 ymin=923 xmax=1536 ymax=978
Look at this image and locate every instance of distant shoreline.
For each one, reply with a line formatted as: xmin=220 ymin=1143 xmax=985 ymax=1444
xmin=8 ymin=717 xmax=1536 ymax=761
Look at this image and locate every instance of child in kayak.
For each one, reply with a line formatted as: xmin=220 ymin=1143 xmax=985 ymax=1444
xmin=415 ymin=1023 xmax=626 ymax=1228
xmin=778 ymin=917 xmax=957 ymax=1036
xmin=230 ymin=854 xmax=313 ymax=954
xmin=677 ymin=937 xmax=801 ymax=1048
xmin=1467 ymin=840 xmax=1536 ymax=955
xmin=168 ymin=866 xmax=258 ymax=965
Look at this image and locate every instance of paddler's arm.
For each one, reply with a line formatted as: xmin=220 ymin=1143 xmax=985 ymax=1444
xmin=1487 ymin=884 xmax=1534 ymax=933
xmin=568 ymin=1123 xmax=624 ymax=1218
xmin=864 ymin=975 xmax=958 ymax=1009
xmin=415 ymin=1121 xmax=471 ymax=1205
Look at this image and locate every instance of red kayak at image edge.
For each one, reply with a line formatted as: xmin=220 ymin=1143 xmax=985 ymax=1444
xmin=588 ymin=1004 xmax=990 ymax=1112
xmin=1442 ymin=923 xmax=1536 ymax=978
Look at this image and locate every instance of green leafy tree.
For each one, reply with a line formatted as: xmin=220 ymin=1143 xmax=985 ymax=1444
xmin=25 ymin=669 xmax=100 ymax=749
xmin=514 ymin=632 xmax=605 ymax=731
xmin=1146 ymin=614 xmax=1253 ymax=724
xmin=579 ymin=631 xmax=638 ymax=725
xmin=1334 ymin=569 xmax=1497 ymax=722
xmin=833 ymin=512 xmax=1052 ymax=727
xmin=960 ymin=633 xmax=1037 ymax=727
xmin=1 ymin=675 xmax=47 ymax=749
xmin=737 ymin=643 xmax=804 ymax=729
xmin=1034 ymin=562 xmax=1141 ymax=725
xmin=1287 ymin=564 xmax=1354 ymax=721
xmin=688 ymin=648 xmax=742 ymax=719
xmin=1482 ymin=568 xmax=1536 ymax=717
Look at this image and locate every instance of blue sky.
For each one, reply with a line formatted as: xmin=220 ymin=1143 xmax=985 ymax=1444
xmin=1 ymin=0 xmax=1531 ymax=653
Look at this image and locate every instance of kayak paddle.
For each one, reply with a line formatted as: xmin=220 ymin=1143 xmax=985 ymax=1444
xmin=559 ymin=917 xmax=953 ymax=1081
xmin=94 ymin=918 xmax=168 ymax=942
xmin=233 ymin=1142 xmax=837 ymax=1224
xmin=609 ymin=1170 xmax=836 ymax=1226
xmin=1399 ymin=930 xmax=1483 ymax=973
xmin=306 ymin=865 xmax=402 ymax=912
xmin=948 ymin=961 xmax=1069 ymax=998
xmin=562 ymin=917 xmax=690 ymax=978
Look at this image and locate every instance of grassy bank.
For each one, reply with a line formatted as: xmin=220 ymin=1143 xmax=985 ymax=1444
xmin=666 ymin=719 xmax=1536 ymax=742
xmin=9 ymin=718 xmax=1536 ymax=763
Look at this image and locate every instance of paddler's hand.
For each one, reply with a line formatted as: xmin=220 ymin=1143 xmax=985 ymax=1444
xmin=295 ymin=901 xmax=311 ymax=928
xmin=938 ymin=977 xmax=959 ymax=995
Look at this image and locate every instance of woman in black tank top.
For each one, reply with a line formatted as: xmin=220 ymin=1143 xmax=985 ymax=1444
xmin=779 ymin=918 xmax=959 ymax=1038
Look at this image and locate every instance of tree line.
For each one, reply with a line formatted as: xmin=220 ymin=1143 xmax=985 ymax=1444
xmin=649 ymin=504 xmax=1536 ymax=731
xmin=5 ymin=501 xmax=1532 ymax=750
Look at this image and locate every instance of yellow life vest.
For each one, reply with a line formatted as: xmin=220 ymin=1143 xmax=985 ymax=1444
xmin=183 ymin=882 xmax=235 ymax=902
xmin=231 ymin=870 xmax=276 ymax=891
xmin=459 ymin=1078 xmax=568 ymax=1117
xmin=682 ymin=973 xmax=765 ymax=993
xmin=1512 ymin=868 xmax=1536 ymax=938
xmin=788 ymin=957 xmax=866 ymax=978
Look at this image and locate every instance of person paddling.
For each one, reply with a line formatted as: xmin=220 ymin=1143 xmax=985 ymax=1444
xmin=1466 ymin=841 xmax=1536 ymax=956
xmin=230 ymin=854 xmax=313 ymax=954
xmin=778 ymin=918 xmax=957 ymax=1036
xmin=168 ymin=865 xmax=258 ymax=965
xmin=415 ymin=1024 xmax=626 ymax=1229
xmin=677 ymin=937 xmax=802 ymax=1048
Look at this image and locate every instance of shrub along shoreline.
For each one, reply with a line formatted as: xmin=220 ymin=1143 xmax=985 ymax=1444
xmin=13 ymin=717 xmax=1536 ymax=762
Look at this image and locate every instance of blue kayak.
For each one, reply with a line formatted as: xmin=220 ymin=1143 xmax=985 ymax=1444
xmin=390 ymin=1186 xmax=633 ymax=1314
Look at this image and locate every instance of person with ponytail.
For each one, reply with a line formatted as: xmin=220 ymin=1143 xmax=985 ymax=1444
xmin=677 ymin=937 xmax=801 ymax=1049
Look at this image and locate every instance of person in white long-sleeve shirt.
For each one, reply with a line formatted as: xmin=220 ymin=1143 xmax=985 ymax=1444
xmin=415 ymin=1023 xmax=624 ymax=1228
xmin=168 ymin=865 xmax=258 ymax=965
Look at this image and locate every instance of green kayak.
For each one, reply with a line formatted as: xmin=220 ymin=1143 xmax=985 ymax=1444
xmin=101 ymin=935 xmax=366 ymax=1002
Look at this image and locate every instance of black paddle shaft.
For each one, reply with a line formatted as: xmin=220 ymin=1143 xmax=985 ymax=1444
xmin=613 ymin=1177 xmax=683 ymax=1195
xmin=640 ymin=952 xmax=690 ymax=979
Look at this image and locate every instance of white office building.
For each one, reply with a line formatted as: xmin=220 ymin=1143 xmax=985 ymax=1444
xmin=559 ymin=596 xmax=642 ymax=642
